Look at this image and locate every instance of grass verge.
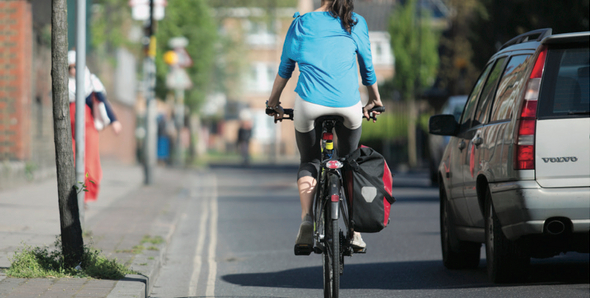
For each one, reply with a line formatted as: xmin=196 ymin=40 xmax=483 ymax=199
xmin=141 ymin=235 xmax=164 ymax=245
xmin=6 ymin=238 xmax=134 ymax=279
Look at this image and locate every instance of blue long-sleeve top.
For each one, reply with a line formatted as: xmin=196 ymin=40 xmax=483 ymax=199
xmin=278 ymin=11 xmax=376 ymax=108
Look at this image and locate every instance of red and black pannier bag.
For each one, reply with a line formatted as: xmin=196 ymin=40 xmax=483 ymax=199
xmin=343 ymin=146 xmax=395 ymax=233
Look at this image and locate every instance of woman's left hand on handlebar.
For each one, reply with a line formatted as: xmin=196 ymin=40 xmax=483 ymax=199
xmin=364 ymin=83 xmax=383 ymax=122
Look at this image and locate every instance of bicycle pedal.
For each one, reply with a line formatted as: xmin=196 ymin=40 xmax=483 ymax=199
xmin=313 ymin=246 xmax=323 ymax=254
xmin=343 ymin=247 xmax=353 ymax=256
xmin=294 ymin=244 xmax=313 ymax=256
xmin=353 ymin=247 xmax=367 ymax=254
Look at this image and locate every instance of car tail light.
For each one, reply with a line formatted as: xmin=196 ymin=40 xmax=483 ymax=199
xmin=515 ymin=47 xmax=546 ymax=170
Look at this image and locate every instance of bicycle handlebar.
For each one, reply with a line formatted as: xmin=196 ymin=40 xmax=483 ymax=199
xmin=265 ymin=108 xmax=294 ymax=122
xmin=364 ymin=106 xmax=385 ymax=120
xmin=266 ymin=106 xmax=384 ymax=123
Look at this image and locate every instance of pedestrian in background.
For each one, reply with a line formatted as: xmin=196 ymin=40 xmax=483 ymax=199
xmin=237 ymin=120 xmax=252 ymax=166
xmin=157 ymin=113 xmax=172 ymax=165
xmin=68 ymin=50 xmax=122 ymax=204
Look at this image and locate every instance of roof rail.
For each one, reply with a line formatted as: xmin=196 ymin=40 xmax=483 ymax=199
xmin=499 ymin=28 xmax=553 ymax=50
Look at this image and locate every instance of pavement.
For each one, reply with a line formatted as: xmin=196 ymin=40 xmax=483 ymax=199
xmin=0 ymin=160 xmax=198 ymax=298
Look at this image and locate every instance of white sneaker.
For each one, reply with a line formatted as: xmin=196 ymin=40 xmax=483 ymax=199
xmin=351 ymin=232 xmax=366 ymax=250
xmin=295 ymin=214 xmax=313 ymax=246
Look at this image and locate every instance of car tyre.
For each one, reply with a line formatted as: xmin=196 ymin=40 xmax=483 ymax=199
xmin=429 ymin=159 xmax=439 ymax=186
xmin=485 ymin=188 xmax=530 ymax=283
xmin=440 ymin=185 xmax=481 ymax=269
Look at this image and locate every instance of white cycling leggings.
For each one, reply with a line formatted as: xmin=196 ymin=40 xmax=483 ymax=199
xmin=294 ymin=96 xmax=363 ymax=180
xmin=294 ymin=97 xmax=363 ymax=133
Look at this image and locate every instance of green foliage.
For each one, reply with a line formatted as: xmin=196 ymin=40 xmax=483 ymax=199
xmin=359 ymin=110 xmax=430 ymax=142
xmin=360 ymin=113 xmax=408 ymax=142
xmin=388 ymin=0 xmax=440 ymax=99
xmin=155 ymin=0 xmax=218 ymax=112
xmin=141 ymin=235 xmax=164 ymax=245
xmin=116 ymin=245 xmax=144 ymax=254
xmin=7 ymin=244 xmax=65 ymax=278
xmin=24 ymin=162 xmax=37 ymax=181
xmin=208 ymin=0 xmax=298 ymax=8
xmin=74 ymin=172 xmax=95 ymax=194
xmin=7 ymin=238 xmax=133 ymax=279
xmin=435 ymin=0 xmax=480 ymax=96
xmin=81 ymin=248 xmax=131 ymax=279
xmin=469 ymin=0 xmax=590 ymax=70
xmin=91 ymin=0 xmax=138 ymax=57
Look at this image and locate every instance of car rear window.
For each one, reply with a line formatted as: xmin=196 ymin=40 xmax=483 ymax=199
xmin=538 ymin=45 xmax=590 ymax=119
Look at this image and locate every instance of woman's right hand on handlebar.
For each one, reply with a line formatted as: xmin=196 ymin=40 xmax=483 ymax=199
xmin=266 ymin=100 xmax=285 ymax=122
xmin=267 ymin=74 xmax=290 ymax=123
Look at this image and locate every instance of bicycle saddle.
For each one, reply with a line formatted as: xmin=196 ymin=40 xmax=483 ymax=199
xmin=315 ymin=115 xmax=344 ymax=124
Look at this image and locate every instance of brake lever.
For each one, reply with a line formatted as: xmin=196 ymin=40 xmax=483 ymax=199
xmin=364 ymin=113 xmax=378 ymax=121
xmin=275 ymin=112 xmax=294 ymax=123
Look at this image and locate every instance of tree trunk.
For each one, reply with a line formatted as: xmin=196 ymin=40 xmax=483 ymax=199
xmin=52 ymin=0 xmax=84 ymax=268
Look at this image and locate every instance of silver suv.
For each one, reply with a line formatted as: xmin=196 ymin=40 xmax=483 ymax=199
xmin=429 ymin=29 xmax=589 ymax=283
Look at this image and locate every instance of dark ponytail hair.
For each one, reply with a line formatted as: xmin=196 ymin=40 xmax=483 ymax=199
xmin=327 ymin=0 xmax=357 ymax=33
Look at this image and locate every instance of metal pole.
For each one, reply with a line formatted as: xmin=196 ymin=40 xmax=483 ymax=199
xmin=143 ymin=0 xmax=157 ymax=184
xmin=75 ymin=0 xmax=86 ymax=225
xmin=174 ymin=87 xmax=184 ymax=167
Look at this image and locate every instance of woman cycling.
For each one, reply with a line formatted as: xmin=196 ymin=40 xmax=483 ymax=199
xmin=266 ymin=0 xmax=384 ymax=253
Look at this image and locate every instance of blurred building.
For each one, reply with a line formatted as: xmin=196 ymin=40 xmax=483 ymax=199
xmin=0 ymin=0 xmax=55 ymax=189
xmin=0 ymin=0 xmax=138 ymax=190
xmin=206 ymin=0 xmax=397 ymax=160
xmin=209 ymin=3 xmax=301 ymax=160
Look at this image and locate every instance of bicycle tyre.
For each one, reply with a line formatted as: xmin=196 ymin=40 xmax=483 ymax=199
xmin=329 ymin=217 xmax=340 ymax=297
xmin=321 ymin=201 xmax=330 ymax=298
xmin=321 ymin=201 xmax=330 ymax=297
xmin=322 ymin=198 xmax=340 ymax=297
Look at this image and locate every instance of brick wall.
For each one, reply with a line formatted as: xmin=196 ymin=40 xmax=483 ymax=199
xmin=98 ymin=101 xmax=138 ymax=165
xmin=30 ymin=32 xmax=57 ymax=171
xmin=0 ymin=1 xmax=32 ymax=161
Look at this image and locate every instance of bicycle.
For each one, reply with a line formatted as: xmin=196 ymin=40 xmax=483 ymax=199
xmin=266 ymin=105 xmax=384 ymax=298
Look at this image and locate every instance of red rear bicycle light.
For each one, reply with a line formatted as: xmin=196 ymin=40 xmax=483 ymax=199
xmin=322 ymin=133 xmax=333 ymax=141
xmin=326 ymin=160 xmax=343 ymax=169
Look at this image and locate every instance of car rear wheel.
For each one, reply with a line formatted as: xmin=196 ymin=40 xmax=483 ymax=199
xmin=485 ymin=188 xmax=530 ymax=283
xmin=440 ymin=186 xmax=481 ymax=269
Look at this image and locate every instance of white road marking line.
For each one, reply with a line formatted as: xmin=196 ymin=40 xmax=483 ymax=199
xmin=188 ymin=180 xmax=210 ymax=296
xmin=205 ymin=176 xmax=218 ymax=297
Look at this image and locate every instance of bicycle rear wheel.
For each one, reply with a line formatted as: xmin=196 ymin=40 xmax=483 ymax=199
xmin=322 ymin=200 xmax=340 ymax=298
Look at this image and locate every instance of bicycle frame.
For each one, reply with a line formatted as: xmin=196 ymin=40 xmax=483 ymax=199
xmin=267 ymin=107 xmax=383 ymax=298
xmin=312 ymin=117 xmax=359 ymax=298
xmin=312 ymin=118 xmax=353 ymax=255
